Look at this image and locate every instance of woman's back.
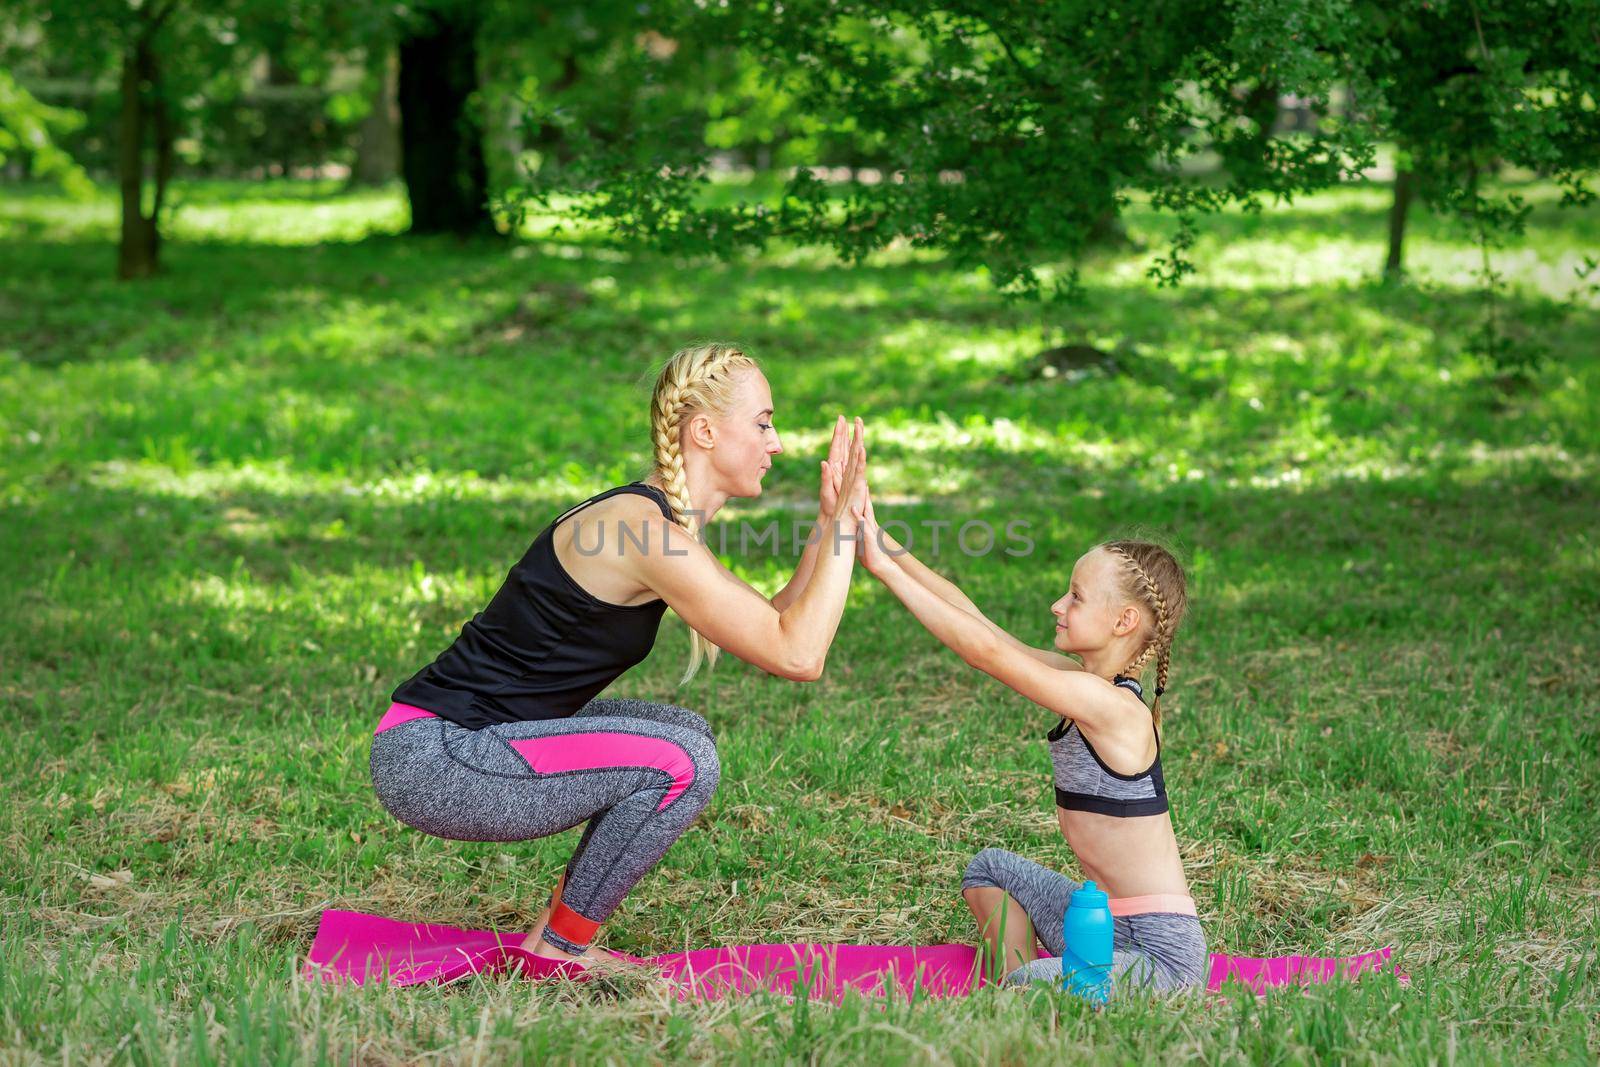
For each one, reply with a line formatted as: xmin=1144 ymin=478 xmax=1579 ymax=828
xmin=390 ymin=482 xmax=674 ymax=729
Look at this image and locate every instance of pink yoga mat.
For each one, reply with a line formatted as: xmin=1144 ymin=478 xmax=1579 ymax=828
xmin=301 ymin=909 xmax=1408 ymax=1000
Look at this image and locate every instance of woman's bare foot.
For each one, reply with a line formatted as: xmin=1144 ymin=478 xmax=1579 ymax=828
xmin=523 ymin=907 xmax=554 ymax=951
xmin=529 ymin=936 xmax=621 ymax=966
xmin=518 ymin=873 xmax=632 ymax=970
xmin=519 ymin=874 xmax=565 ymax=954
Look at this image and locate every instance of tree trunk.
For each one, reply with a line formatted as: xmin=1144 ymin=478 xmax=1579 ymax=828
xmin=350 ymin=50 xmax=399 ymax=186
xmin=398 ymin=10 xmax=495 ymax=235
xmin=1087 ymin=208 xmax=1132 ymax=249
xmin=1385 ymin=167 xmax=1416 ymax=279
xmin=527 ymin=52 xmax=581 ymax=169
xmin=117 ymin=39 xmax=161 ymax=280
xmin=266 ymin=54 xmax=297 ymax=178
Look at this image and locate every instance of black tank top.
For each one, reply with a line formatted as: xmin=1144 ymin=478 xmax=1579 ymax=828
xmin=391 ymin=482 xmax=676 ymax=729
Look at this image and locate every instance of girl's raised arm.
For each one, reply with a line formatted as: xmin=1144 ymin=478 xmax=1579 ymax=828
xmin=865 ymin=502 xmax=1082 ymax=672
xmin=859 ymin=510 xmax=1122 ymax=730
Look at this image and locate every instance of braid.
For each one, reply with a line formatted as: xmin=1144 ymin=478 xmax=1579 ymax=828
xmin=1153 ymin=640 xmax=1173 ymax=727
xmin=648 ymin=342 xmax=759 ymax=685
xmin=650 ymin=367 xmax=696 ymax=537
xmin=1103 ymin=541 xmax=1186 ymax=728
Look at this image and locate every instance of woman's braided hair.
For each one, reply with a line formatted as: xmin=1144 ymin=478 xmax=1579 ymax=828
xmin=649 ymin=342 xmax=760 ymax=685
xmin=1101 ymin=540 xmax=1187 ymax=726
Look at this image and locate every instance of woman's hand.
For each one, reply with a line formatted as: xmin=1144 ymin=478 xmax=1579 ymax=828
xmin=828 ymin=417 xmax=868 ymax=528
xmin=817 ymin=414 xmax=849 ymax=517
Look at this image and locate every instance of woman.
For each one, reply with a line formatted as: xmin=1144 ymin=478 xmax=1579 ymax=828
xmin=853 ymin=495 xmax=1206 ymax=993
xmin=370 ymin=342 xmax=869 ymax=971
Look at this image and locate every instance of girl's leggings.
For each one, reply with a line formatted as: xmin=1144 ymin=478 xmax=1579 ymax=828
xmin=369 ymin=697 xmax=720 ymax=955
xmin=962 ymin=847 xmax=1208 ymax=992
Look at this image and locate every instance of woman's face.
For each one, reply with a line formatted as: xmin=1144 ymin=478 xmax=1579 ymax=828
xmin=709 ymin=368 xmax=784 ymax=498
xmin=1050 ymin=548 xmax=1126 ymax=654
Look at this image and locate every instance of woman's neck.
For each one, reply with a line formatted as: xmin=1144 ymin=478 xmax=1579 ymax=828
xmin=642 ymin=468 xmax=729 ymax=525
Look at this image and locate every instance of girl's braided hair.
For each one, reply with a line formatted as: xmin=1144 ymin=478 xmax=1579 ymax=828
xmin=1101 ymin=540 xmax=1187 ymax=726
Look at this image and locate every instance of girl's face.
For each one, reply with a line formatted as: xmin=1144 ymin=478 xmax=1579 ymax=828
xmin=1051 ymin=547 xmax=1136 ymax=654
xmin=708 ymin=368 xmax=784 ymax=498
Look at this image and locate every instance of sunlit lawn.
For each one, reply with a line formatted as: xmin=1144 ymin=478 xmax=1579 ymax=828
xmin=1 ymin=177 xmax=1596 ymax=1063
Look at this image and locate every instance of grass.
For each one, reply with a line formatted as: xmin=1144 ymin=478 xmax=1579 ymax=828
xmin=1 ymin=175 xmax=1597 ymax=1064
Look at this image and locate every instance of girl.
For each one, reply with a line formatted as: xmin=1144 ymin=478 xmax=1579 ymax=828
xmin=370 ymin=343 xmax=869 ymax=971
xmin=853 ymin=498 xmax=1206 ymax=992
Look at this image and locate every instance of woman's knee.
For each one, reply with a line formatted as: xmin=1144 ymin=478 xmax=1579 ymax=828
xmin=587 ymin=697 xmax=714 ymax=740
xmin=661 ymin=702 xmax=714 ymax=740
xmin=674 ymin=731 xmax=721 ymax=810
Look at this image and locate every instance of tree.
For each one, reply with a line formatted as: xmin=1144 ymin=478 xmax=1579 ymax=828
xmin=512 ymin=0 xmax=1380 ymax=298
xmin=40 ymin=0 xmax=212 ymax=278
xmin=1353 ymin=0 xmax=1600 ymax=280
xmin=19 ymin=0 xmax=311 ymax=278
xmin=396 ymin=3 xmax=495 ymax=234
xmin=348 ymin=49 xmax=398 ymax=186
xmin=373 ymin=1 xmax=622 ymax=236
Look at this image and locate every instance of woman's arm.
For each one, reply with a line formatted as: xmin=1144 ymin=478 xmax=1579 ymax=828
xmin=633 ymin=419 xmax=870 ymax=682
xmin=868 ymin=504 xmax=1082 ymax=672
xmin=769 ymin=505 xmax=829 ymax=614
xmin=771 ymin=416 xmax=850 ymax=612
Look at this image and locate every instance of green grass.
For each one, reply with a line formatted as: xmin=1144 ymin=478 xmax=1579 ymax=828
xmin=2 ymin=176 xmax=1597 ymax=1064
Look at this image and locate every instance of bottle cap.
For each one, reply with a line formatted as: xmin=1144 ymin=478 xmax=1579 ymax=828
xmin=1071 ymin=880 xmax=1109 ymax=908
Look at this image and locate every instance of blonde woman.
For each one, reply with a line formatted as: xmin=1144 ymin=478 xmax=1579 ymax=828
xmin=370 ymin=343 xmax=868 ymax=971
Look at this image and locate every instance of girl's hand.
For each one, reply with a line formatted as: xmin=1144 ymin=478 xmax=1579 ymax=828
xmin=855 ymin=503 xmax=894 ymax=578
xmin=849 ymin=465 xmax=895 ymax=579
xmin=817 ymin=415 xmax=848 ymax=516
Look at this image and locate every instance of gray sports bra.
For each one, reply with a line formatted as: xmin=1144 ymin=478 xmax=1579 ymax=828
xmin=1047 ymin=675 xmax=1168 ymax=817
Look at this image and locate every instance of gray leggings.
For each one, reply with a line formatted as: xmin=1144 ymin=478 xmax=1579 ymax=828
xmin=369 ymin=697 xmax=719 ymax=954
xmin=962 ymin=848 xmax=1208 ymax=993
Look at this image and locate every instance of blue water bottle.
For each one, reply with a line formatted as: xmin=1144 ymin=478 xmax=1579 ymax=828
xmin=1061 ymin=881 xmax=1113 ymax=1005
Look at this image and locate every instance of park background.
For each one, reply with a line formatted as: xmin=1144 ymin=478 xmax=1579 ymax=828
xmin=3 ymin=2 xmax=1597 ymax=1063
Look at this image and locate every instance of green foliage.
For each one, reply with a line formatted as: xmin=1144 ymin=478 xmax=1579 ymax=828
xmin=1351 ymin=0 xmax=1600 ymax=376
xmin=0 ymin=70 xmax=93 ymax=197
xmin=510 ymin=0 xmax=1600 ymax=312
xmin=511 ymin=1 xmax=1381 ymax=299
xmin=1358 ymin=0 xmax=1600 ymax=222
xmin=1 ymin=179 xmax=1597 ymax=1063
xmin=15 ymin=0 xmax=285 ymax=106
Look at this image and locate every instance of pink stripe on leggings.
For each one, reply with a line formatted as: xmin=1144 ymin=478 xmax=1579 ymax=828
xmin=375 ymin=702 xmax=439 ymax=735
xmin=507 ymin=732 xmax=696 ymax=812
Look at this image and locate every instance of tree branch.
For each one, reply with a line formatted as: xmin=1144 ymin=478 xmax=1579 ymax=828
xmin=143 ymin=0 xmax=183 ymax=41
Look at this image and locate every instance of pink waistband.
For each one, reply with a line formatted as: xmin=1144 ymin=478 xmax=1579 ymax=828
xmin=1109 ymin=893 xmax=1198 ymax=917
xmin=375 ymin=702 xmax=439 ymax=735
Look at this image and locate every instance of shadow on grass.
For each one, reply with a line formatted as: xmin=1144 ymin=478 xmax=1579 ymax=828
xmin=6 ymin=215 xmax=1590 ymax=376
xmin=5 ymin=456 xmax=1595 ymax=716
